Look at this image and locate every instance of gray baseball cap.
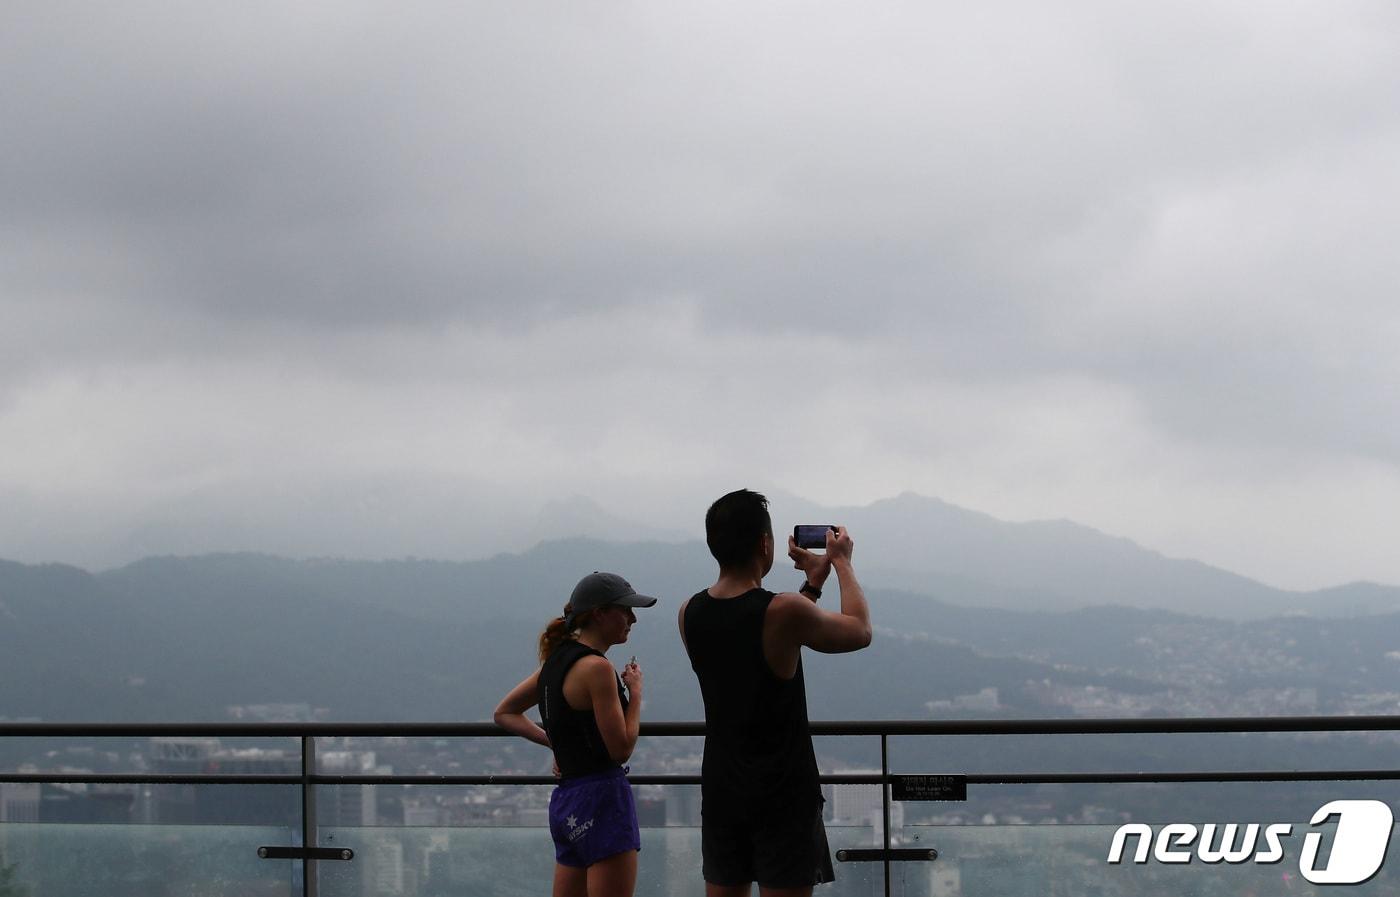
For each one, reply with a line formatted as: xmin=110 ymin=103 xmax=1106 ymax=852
xmin=566 ymin=572 xmax=657 ymax=626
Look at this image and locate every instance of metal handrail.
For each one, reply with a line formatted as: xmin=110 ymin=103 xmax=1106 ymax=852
xmin=5 ymin=715 xmax=1400 ymax=787
xmin=5 ymin=713 xmax=1400 ymax=737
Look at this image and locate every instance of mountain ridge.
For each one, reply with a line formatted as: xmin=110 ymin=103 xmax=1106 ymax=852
xmin=37 ymin=487 xmax=1398 ymax=620
xmin=7 ymin=546 xmax=1400 ymax=725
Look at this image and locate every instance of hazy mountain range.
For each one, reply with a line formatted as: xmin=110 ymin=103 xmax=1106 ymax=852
xmin=3 ymin=493 xmax=1400 ymax=724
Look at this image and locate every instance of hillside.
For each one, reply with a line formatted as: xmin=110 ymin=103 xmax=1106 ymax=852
xmin=4 ymin=539 xmax=1400 ymax=724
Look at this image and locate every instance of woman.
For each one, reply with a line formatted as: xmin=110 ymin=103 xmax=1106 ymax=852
xmin=495 ymin=571 xmax=655 ymax=897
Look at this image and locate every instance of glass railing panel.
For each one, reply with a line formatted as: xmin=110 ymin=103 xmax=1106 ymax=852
xmin=891 ymin=781 xmax=1400 ymax=896
xmin=314 ymin=780 xmax=888 ymax=897
xmin=0 ymin=820 xmax=296 ymax=897
xmin=316 ymin=824 xmax=888 ymax=897
xmin=0 ymin=779 xmax=299 ymax=897
xmin=890 ymin=823 xmax=1400 ymax=897
xmin=316 ymin=825 xmax=551 ymax=897
xmin=8 ymin=721 xmax=1400 ymax=897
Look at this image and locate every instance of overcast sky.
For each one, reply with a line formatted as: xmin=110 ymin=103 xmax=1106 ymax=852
xmin=3 ymin=1 xmax=1397 ymax=590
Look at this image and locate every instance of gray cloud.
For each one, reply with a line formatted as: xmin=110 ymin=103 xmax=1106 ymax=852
xmin=3 ymin=0 xmax=1398 ymax=585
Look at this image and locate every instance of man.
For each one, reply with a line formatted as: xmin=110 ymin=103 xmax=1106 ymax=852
xmin=679 ymin=489 xmax=872 ymax=897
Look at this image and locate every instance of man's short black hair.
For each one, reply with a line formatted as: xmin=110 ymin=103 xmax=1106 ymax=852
xmin=706 ymin=489 xmax=773 ymax=570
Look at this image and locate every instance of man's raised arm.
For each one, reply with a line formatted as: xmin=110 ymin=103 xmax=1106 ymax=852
xmin=786 ymin=526 xmax=871 ymax=654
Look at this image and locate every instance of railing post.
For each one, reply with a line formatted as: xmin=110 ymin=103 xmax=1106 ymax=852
xmin=881 ymin=733 xmax=891 ymax=897
xmin=302 ymin=735 xmax=318 ymax=897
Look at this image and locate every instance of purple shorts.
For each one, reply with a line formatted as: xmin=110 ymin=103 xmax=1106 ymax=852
xmin=548 ymin=767 xmax=642 ymax=868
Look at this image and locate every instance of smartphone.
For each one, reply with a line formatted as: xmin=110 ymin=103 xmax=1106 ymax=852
xmin=793 ymin=524 xmax=837 ymax=549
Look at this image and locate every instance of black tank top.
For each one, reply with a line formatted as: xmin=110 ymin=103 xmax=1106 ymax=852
xmin=538 ymin=639 xmax=628 ymax=779
xmin=683 ymin=587 xmax=822 ymax=822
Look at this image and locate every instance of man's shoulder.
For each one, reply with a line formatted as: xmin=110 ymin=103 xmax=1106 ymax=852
xmin=767 ymin=590 xmax=815 ymax=619
xmin=764 ymin=591 xmax=818 ymax=648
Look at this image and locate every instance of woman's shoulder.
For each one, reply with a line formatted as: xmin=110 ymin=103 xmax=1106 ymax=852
xmin=561 ymin=653 xmax=618 ymax=707
xmin=567 ymin=653 xmax=614 ymax=680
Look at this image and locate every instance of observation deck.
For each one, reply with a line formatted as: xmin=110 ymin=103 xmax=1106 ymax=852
xmin=3 ymin=716 xmax=1400 ymax=895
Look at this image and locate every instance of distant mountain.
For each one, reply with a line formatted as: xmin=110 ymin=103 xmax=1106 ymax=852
xmin=775 ymin=492 xmax=1400 ymax=619
xmin=2 ymin=549 xmax=1169 ymax=723
xmin=7 ymin=527 xmax=1400 ymax=725
xmin=0 ymin=477 xmax=693 ymax=573
xmin=526 ymin=496 xmax=691 ymax=548
xmin=5 ymin=487 xmax=1400 ymax=723
xmin=0 ymin=556 xmax=506 ymax=722
xmin=8 ymin=486 xmax=1397 ymax=618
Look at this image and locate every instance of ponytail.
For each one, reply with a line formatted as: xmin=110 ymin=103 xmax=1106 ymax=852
xmin=538 ymin=607 xmax=573 ymax=663
xmin=537 ymin=603 xmax=599 ymax=662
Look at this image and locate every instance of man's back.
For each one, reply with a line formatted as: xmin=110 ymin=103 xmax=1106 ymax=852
xmin=683 ymin=489 xmax=867 ymax=892
xmin=682 ymin=587 xmax=822 ymax=822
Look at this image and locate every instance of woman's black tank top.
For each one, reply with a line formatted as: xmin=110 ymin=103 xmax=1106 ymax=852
xmin=683 ymin=587 xmax=822 ymax=822
xmin=538 ymin=639 xmax=628 ymax=779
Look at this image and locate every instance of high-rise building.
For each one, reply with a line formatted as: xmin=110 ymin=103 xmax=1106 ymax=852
xmin=828 ymin=774 xmax=904 ymax=842
xmin=145 ymin=738 xmax=298 ymax=826
xmin=319 ymin=750 xmax=378 ymax=828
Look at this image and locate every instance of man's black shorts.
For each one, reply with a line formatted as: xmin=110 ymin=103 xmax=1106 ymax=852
xmin=701 ymin=802 xmax=835 ymax=889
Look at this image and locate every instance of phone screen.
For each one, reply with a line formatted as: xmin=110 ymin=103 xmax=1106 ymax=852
xmin=793 ymin=525 xmax=835 ymax=549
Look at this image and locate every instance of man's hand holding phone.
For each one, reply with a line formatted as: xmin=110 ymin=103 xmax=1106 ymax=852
xmin=825 ymin=525 xmax=854 ymax=566
xmin=788 ymin=525 xmax=836 ymax=596
xmin=783 ymin=524 xmax=870 ymax=652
